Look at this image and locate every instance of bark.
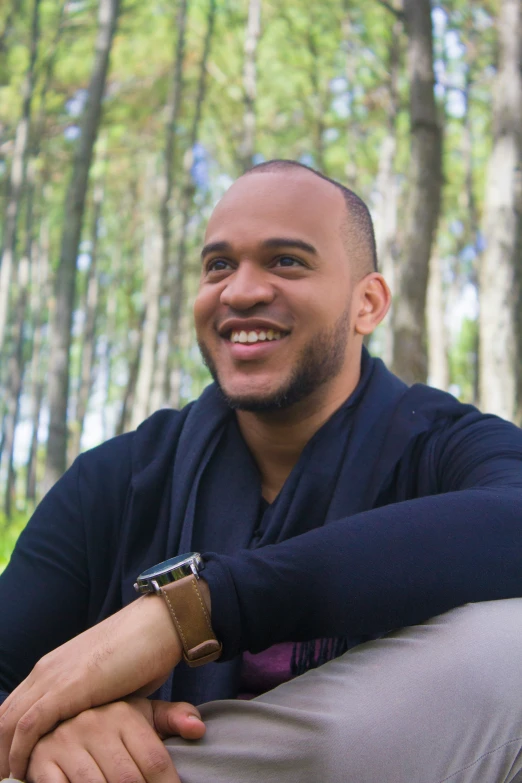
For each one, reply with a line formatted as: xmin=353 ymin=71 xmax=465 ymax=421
xmin=341 ymin=3 xmax=359 ymax=188
xmin=69 ymin=178 xmax=104 ymax=460
xmin=372 ymin=19 xmax=401 ymax=364
xmin=130 ymin=157 xmax=163 ymax=429
xmin=148 ymin=0 xmax=189 ymax=415
xmin=0 ymin=0 xmax=40 ymax=351
xmin=25 ymin=210 xmax=50 ymax=503
xmin=159 ymin=0 xmax=188 ymax=255
xmin=426 ymin=254 xmax=449 ymax=391
xmin=307 ymin=30 xmax=325 ymax=172
xmin=157 ymin=0 xmax=188 ymax=375
xmin=20 ymin=4 xmax=67 ymax=502
xmin=166 ymin=0 xmax=217 ymax=407
xmin=100 ymin=249 xmax=119 ymax=442
xmin=391 ymin=0 xmax=443 ymax=385
xmin=461 ymin=70 xmax=481 ymax=404
xmin=2 ymin=256 xmax=30 ymax=518
xmin=479 ymin=0 xmax=522 ymax=422
xmin=117 ymin=312 xmax=145 ymax=435
xmin=239 ymin=0 xmax=261 ymax=172
xmin=44 ymin=0 xmax=120 ymax=490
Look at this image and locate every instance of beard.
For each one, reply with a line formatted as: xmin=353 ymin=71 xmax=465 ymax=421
xmin=197 ymin=305 xmax=351 ymax=412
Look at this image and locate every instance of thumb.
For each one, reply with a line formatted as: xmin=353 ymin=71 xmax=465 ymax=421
xmin=150 ymin=700 xmax=206 ymax=740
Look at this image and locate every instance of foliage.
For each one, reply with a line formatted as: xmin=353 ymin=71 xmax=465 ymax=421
xmin=0 ymin=510 xmax=32 ymax=573
xmin=0 ymin=0 xmax=519 ymax=522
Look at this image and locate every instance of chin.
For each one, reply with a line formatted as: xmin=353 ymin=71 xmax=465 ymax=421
xmin=217 ymin=382 xmax=282 ymax=411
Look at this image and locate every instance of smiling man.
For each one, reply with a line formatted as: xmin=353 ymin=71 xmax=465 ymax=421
xmin=1 ymin=160 xmax=522 ymax=783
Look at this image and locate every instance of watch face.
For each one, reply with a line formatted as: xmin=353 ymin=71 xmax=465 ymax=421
xmin=138 ymin=553 xmax=201 ymax=581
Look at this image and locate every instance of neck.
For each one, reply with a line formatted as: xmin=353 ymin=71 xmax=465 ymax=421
xmin=235 ymin=365 xmax=361 ymax=503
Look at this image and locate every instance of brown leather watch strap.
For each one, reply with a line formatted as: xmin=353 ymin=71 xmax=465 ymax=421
xmin=160 ymin=574 xmax=222 ymax=667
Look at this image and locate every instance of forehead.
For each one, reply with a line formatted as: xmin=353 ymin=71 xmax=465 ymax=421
xmin=205 ymin=171 xmax=346 ymax=249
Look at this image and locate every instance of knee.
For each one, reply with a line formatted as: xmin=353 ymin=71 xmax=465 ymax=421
xmin=429 ymin=598 xmax=522 ymax=707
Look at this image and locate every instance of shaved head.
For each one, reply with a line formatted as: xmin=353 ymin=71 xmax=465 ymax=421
xmin=242 ymin=159 xmax=378 ymax=278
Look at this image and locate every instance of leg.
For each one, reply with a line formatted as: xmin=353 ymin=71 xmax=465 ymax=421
xmin=165 ymin=599 xmax=522 ymax=783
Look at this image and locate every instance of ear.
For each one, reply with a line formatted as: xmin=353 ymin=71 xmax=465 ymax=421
xmin=353 ymin=273 xmax=391 ymax=336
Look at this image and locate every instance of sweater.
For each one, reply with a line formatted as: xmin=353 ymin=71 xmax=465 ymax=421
xmin=1 ymin=352 xmax=522 ymax=705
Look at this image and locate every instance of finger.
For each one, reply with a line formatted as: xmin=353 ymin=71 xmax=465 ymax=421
xmin=26 ymin=759 xmax=70 ymax=783
xmin=0 ymin=686 xmax=26 ymax=777
xmin=120 ymin=729 xmax=181 ymax=783
xmin=66 ymin=746 xmax=133 ymax=783
xmin=8 ymin=698 xmax=51 ymax=780
xmin=149 ymin=701 xmax=206 ymax=741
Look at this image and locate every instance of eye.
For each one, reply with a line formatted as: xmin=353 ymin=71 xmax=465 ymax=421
xmin=206 ymin=258 xmax=231 ymax=273
xmin=274 ymin=255 xmax=303 ymax=268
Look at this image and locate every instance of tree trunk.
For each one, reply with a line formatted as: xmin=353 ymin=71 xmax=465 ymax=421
xmin=307 ymin=30 xmax=325 ymax=173
xmin=118 ymin=312 xmax=145 ymax=434
xmin=371 ymin=18 xmax=401 ymax=364
xmin=69 ymin=177 xmax=104 ymax=460
xmin=391 ymin=0 xmax=443 ymax=385
xmin=2 ymin=255 xmax=30 ymax=518
xmin=426 ymin=254 xmax=449 ymax=390
xmin=44 ymin=0 xmax=120 ymax=491
xmin=25 ymin=209 xmax=50 ymax=503
xmin=167 ymin=0 xmax=217 ymax=407
xmin=479 ymin=0 xmax=522 ymax=422
xmin=158 ymin=0 xmax=188 ymax=287
xmin=148 ymin=0 xmax=189 ymax=415
xmin=130 ymin=157 xmax=163 ymax=429
xmin=0 ymin=0 xmax=40 ymax=351
xmin=341 ymin=1 xmax=358 ymax=188
xmin=100 ymin=248 xmax=119 ymax=442
xmin=239 ymin=0 xmax=261 ymax=172
xmin=461 ymin=70 xmax=481 ymax=405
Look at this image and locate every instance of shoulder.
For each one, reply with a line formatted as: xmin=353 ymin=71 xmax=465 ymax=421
xmin=76 ymin=406 xmax=193 ymax=480
xmin=403 ymin=385 xmax=522 ymax=491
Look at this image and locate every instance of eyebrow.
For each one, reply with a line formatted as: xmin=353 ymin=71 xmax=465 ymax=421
xmin=200 ymin=237 xmax=318 ymax=259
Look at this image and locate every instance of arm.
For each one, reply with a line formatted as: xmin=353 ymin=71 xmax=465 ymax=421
xmin=203 ymin=412 xmax=522 ymax=658
xmin=0 ymin=458 xmax=90 ymax=704
xmin=0 ymin=571 xmax=214 ymax=779
xmin=0 ymin=434 xmax=133 ymax=704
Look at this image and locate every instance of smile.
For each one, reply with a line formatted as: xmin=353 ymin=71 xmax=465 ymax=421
xmin=229 ymin=329 xmax=284 ymax=344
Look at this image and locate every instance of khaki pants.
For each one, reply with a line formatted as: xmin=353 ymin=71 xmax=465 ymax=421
xmin=166 ymin=599 xmax=522 ymax=783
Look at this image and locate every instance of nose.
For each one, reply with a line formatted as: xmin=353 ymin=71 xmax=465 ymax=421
xmin=220 ymin=261 xmax=275 ymax=310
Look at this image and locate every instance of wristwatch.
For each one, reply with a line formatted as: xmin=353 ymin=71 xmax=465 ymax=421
xmin=134 ymin=552 xmax=222 ymax=667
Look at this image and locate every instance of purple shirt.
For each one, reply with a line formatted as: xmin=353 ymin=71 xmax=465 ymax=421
xmin=238 ymin=642 xmax=295 ymax=699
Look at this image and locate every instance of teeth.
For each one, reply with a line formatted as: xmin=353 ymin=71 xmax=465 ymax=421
xmin=229 ymin=329 xmax=283 ymax=344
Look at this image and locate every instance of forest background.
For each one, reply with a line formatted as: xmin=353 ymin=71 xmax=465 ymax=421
xmin=0 ymin=0 xmax=521 ymax=567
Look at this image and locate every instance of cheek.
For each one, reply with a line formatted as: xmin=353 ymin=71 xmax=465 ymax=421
xmin=193 ymin=288 xmax=215 ymax=334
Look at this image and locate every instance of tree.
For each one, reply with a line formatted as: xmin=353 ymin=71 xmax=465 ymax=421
xmin=391 ymin=0 xmax=443 ymax=384
xmin=238 ymin=0 xmax=261 ymax=172
xmin=132 ymin=0 xmax=189 ymax=423
xmin=166 ymin=0 xmax=217 ymax=407
xmin=0 ymin=0 xmax=40 ymax=351
xmin=479 ymin=0 xmax=522 ymax=422
xmin=43 ymin=0 xmax=121 ymax=490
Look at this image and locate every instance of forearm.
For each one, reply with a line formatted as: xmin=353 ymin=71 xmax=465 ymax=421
xmin=203 ymin=487 xmax=522 ymax=658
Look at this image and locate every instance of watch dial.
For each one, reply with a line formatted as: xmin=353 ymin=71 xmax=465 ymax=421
xmin=139 ymin=553 xmax=198 ymax=580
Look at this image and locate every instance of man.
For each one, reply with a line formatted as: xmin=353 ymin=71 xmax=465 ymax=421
xmin=1 ymin=160 xmax=522 ymax=783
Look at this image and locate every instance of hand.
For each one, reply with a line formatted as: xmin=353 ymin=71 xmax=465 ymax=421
xmin=25 ymin=697 xmax=206 ymax=783
xmin=0 ymin=594 xmax=183 ymax=780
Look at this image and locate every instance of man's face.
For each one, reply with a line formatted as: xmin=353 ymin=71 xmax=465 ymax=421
xmin=194 ymin=170 xmax=360 ymax=411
